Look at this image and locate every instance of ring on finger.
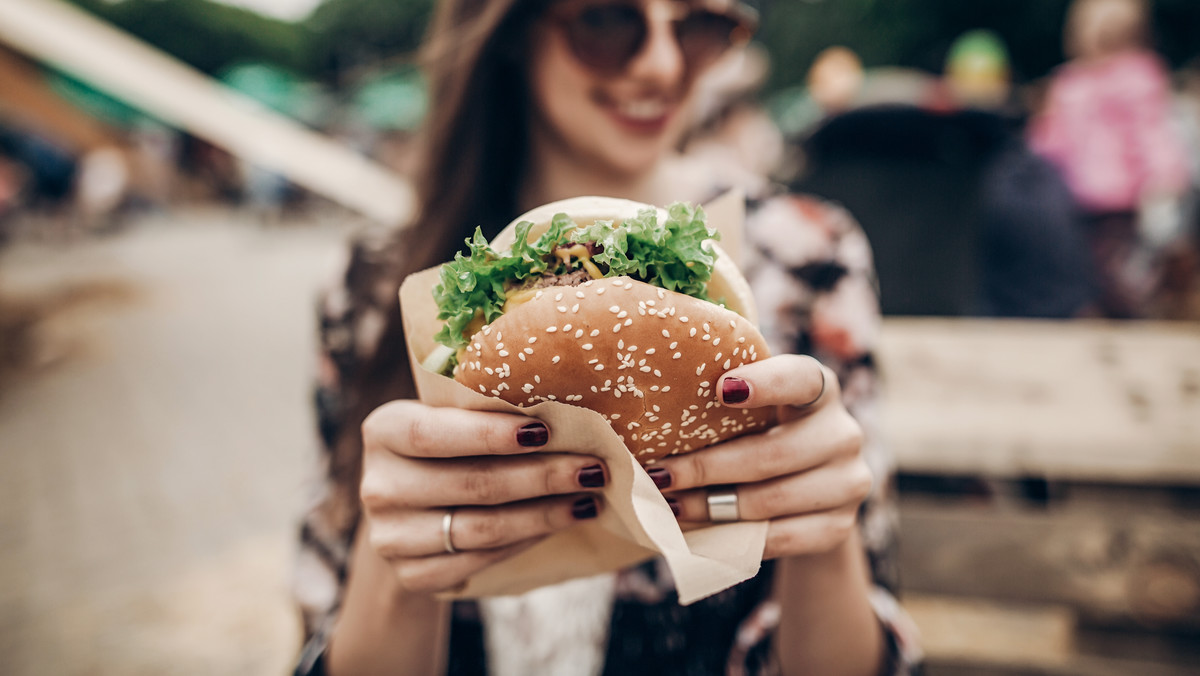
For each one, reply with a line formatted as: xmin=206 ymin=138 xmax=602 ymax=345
xmin=707 ymin=486 xmax=741 ymax=522
xmin=798 ymin=358 xmax=826 ymax=408
xmin=442 ymin=509 xmax=458 ymax=554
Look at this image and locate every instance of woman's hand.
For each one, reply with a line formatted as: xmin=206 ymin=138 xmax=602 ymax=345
xmin=649 ymin=355 xmax=872 ymax=559
xmin=358 ymin=402 xmax=608 ymax=593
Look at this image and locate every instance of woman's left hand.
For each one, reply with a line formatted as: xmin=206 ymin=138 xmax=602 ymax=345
xmin=650 ymin=354 xmax=872 ymax=560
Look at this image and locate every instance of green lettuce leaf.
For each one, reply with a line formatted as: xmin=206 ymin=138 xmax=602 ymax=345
xmin=432 ymin=203 xmax=719 ymax=349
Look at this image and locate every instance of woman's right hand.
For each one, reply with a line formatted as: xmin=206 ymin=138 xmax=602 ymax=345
xmin=359 ymin=400 xmax=607 ymax=593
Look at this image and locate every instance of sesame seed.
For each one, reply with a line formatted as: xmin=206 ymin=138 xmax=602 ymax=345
xmin=629 ymin=345 xmax=639 ymax=352
xmin=714 ymin=352 xmax=723 ymax=362
xmin=590 ymin=329 xmax=600 ymax=337
xmin=609 ymin=305 xmax=621 ymax=313
xmin=563 ymin=324 xmax=573 ymax=331
xmin=552 ymin=355 xmax=561 ymax=364
xmin=576 ymin=290 xmax=586 ymax=298
xmin=703 ymin=322 xmax=711 ymax=333
xmin=528 ymin=337 xmax=537 ymax=344
xmin=588 ymin=358 xmax=598 ymax=364
xmin=713 ymin=337 xmax=721 ymax=346
xmin=640 ymin=366 xmax=651 ymax=372
xmin=575 ymin=329 xmax=584 ymax=338
xmin=594 ymin=364 xmax=604 ymax=370
xmin=738 ymin=337 xmax=746 ymax=344
xmin=557 ymin=306 xmax=567 ymax=313
xmin=657 ymin=288 xmax=665 ymax=299
xmin=617 ymin=310 xmax=628 ymax=319
xmin=484 ymin=367 xmax=495 ymax=375
xmin=478 ymin=385 xmax=486 ymax=392
xmin=650 ymin=385 xmax=660 ymax=391
xmin=482 ymin=326 xmax=492 ymax=336
xmin=702 ymin=334 xmax=710 ymax=341
xmin=662 ymin=329 xmax=670 ymax=338
xmin=680 ymin=316 xmax=689 ymax=323
xmin=689 ymin=328 xmax=697 ymax=337
xmin=546 ymin=326 xmax=557 ymax=333
xmin=724 ymin=359 xmax=731 ymax=369
xmin=518 ymin=353 xmax=526 ymax=361
xmin=571 ymin=304 xmax=580 ymax=313
xmin=696 ymin=363 xmax=706 ymax=376
xmin=644 ymin=348 xmax=655 ymax=355
xmin=498 ymin=350 xmax=509 ymax=357
xmin=596 ymin=287 xmax=606 ymax=295
xmin=611 ymin=413 xmax=620 ymax=419
xmin=534 ymin=375 xmax=541 ymax=383
xmin=618 ymin=340 xmax=625 ymax=349
xmin=613 ymin=323 xmax=622 ymax=333
xmin=653 ymin=369 xmax=662 ymax=377
xmin=582 ymin=343 xmax=593 ymax=350
xmin=662 ymin=386 xmax=671 ymax=392
xmin=673 ymin=352 xmax=681 ymax=359
xmin=554 ymin=292 xmax=563 ymax=301
xmin=623 ymin=282 xmax=633 ymax=290
xmin=624 ymin=318 xmax=633 ymax=326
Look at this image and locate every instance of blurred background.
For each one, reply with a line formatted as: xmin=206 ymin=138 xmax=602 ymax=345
xmin=1 ymin=0 xmax=1199 ymax=674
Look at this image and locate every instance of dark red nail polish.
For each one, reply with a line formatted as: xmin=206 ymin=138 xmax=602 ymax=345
xmin=572 ymin=496 xmax=598 ymax=520
xmin=722 ymin=377 xmax=750 ymax=404
xmin=517 ymin=422 xmax=549 ymax=447
xmin=665 ymin=497 xmax=681 ymax=518
xmin=578 ymin=464 xmax=606 ymax=488
xmin=647 ymin=467 xmax=672 ymax=490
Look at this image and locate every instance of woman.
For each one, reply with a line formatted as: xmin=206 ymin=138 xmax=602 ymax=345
xmin=293 ymin=0 xmax=921 ymax=674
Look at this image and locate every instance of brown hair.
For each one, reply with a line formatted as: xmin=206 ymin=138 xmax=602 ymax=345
xmin=326 ymin=0 xmax=544 ymax=527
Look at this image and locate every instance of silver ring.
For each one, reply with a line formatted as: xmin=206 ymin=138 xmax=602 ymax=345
xmin=442 ymin=509 xmax=458 ymax=554
xmin=800 ymin=358 xmax=826 ymax=408
xmin=707 ymin=487 xmax=740 ymax=522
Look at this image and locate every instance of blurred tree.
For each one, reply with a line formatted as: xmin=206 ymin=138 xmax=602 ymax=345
xmin=757 ymin=0 xmax=1200 ymax=92
xmin=305 ymin=0 xmax=434 ymax=85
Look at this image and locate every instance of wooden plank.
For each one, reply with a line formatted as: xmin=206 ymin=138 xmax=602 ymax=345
xmin=897 ymin=491 xmax=1200 ymax=629
xmin=907 ymin=594 xmax=1200 ymax=676
xmin=879 ymin=318 xmax=1200 ymax=484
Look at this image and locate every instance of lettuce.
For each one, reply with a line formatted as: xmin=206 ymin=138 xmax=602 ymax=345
xmin=432 ymin=203 xmax=718 ymax=349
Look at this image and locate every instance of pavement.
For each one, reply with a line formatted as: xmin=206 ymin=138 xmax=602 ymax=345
xmin=0 ymin=207 xmax=355 ymax=675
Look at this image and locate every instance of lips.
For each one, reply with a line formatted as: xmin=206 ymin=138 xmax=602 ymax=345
xmin=604 ymin=96 xmax=676 ymax=134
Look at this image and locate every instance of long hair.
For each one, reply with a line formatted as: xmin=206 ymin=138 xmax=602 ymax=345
xmin=326 ymin=0 xmax=541 ymax=528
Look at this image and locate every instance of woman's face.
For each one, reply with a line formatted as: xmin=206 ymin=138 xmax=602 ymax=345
xmin=526 ymin=0 xmax=725 ymax=178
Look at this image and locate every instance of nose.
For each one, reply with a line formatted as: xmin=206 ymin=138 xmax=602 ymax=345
xmin=624 ymin=1 xmax=686 ymax=86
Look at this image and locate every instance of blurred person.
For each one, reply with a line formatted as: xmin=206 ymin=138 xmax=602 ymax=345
xmin=293 ymin=1 xmax=921 ymax=675
xmin=808 ymin=46 xmax=865 ymax=116
xmin=1027 ymin=0 xmax=1192 ymax=317
xmin=942 ymin=30 xmax=1012 ymax=111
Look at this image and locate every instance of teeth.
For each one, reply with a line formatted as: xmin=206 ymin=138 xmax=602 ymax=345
xmin=618 ymin=99 xmax=667 ymax=120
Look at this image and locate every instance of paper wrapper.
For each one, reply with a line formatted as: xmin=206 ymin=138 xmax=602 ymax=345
xmin=396 ymin=193 xmax=767 ymax=605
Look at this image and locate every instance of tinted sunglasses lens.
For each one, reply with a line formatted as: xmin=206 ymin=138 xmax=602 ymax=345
xmin=563 ymin=4 xmax=646 ymax=73
xmin=675 ymin=10 xmax=743 ymax=69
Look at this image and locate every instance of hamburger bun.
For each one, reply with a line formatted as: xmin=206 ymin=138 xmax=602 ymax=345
xmin=454 ymin=276 xmax=775 ymax=463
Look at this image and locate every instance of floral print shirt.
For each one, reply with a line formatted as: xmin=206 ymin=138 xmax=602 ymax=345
xmin=292 ymin=190 xmax=923 ymax=675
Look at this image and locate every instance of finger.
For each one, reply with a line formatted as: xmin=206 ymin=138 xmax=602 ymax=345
xmin=717 ymin=354 xmax=835 ymax=411
xmin=391 ymin=538 xmax=545 ymax=593
xmin=762 ymin=508 xmax=860 ymax=559
xmin=368 ymin=494 xmax=602 ymax=558
xmin=363 ymin=400 xmax=550 ymax=459
xmin=650 ymin=411 xmax=863 ymax=491
xmin=667 ymin=457 xmax=873 ymax=522
xmin=361 ymin=453 xmax=608 ymax=510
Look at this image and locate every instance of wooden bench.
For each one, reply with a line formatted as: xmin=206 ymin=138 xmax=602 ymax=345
xmin=879 ymin=318 xmax=1200 ymax=676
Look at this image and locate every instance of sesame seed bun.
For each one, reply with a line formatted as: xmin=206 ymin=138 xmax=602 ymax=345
xmin=452 ymin=197 xmax=775 ymax=463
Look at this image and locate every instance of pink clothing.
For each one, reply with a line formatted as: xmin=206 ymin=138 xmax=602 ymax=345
xmin=1028 ymin=50 xmax=1190 ymax=212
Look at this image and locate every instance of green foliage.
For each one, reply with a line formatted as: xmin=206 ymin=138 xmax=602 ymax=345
xmin=68 ymin=0 xmax=313 ymax=77
xmin=306 ymin=0 xmax=434 ymax=82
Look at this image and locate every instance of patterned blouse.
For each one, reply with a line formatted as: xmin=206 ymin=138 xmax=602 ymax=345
xmin=292 ymin=189 xmax=924 ymax=675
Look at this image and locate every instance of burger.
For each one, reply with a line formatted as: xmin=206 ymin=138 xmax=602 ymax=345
xmin=425 ymin=197 xmax=774 ymax=464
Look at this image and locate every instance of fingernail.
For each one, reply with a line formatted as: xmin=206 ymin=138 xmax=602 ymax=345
xmin=665 ymin=497 xmax=681 ymax=518
xmin=572 ymin=496 xmax=599 ymax=520
xmin=722 ymin=377 xmax=750 ymax=404
xmin=578 ymin=464 xmax=606 ymax=488
xmin=647 ymin=467 xmax=672 ymax=490
xmin=517 ymin=422 xmax=549 ymax=447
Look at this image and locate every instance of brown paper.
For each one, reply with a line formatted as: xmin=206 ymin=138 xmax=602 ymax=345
xmin=398 ymin=265 xmax=768 ymax=605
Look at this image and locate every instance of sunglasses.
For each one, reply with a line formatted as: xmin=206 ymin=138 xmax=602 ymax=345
xmin=548 ymin=0 xmax=758 ymax=75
